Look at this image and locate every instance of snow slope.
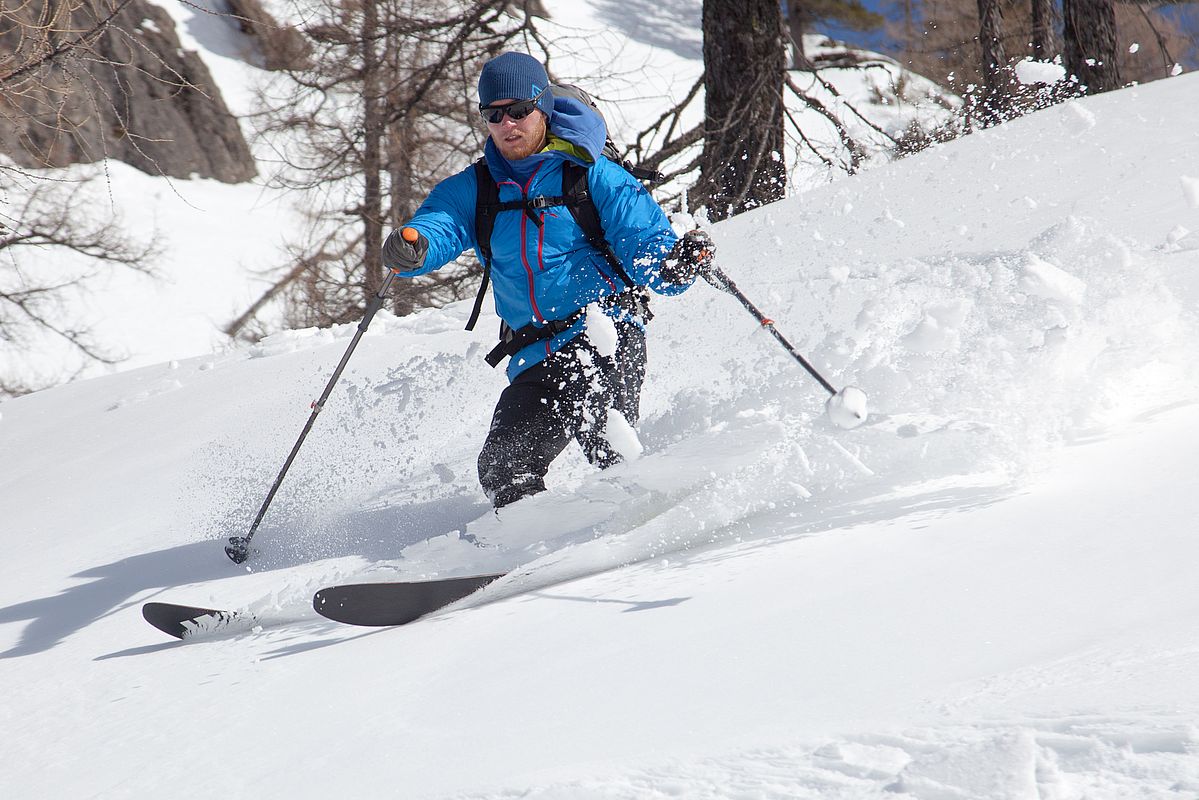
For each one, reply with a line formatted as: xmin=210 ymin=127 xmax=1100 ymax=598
xmin=2 ymin=58 xmax=1199 ymax=800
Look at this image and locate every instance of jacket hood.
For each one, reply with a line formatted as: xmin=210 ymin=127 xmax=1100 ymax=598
xmin=546 ymin=93 xmax=607 ymax=161
xmin=483 ymin=94 xmax=607 ymax=182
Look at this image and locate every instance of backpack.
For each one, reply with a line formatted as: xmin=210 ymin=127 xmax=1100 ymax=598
xmin=551 ymin=84 xmax=663 ymax=184
xmin=466 ymin=84 xmax=663 ymax=363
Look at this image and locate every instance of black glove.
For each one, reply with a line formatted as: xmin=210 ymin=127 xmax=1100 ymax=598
xmin=382 ymin=227 xmax=429 ymax=273
xmin=658 ymin=229 xmax=714 ymax=285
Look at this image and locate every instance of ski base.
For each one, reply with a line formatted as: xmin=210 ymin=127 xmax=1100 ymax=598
xmin=142 ymin=601 xmax=242 ymax=639
xmin=313 ymin=573 xmax=505 ymax=627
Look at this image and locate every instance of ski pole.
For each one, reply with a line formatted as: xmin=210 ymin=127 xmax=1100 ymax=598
xmin=225 ymin=230 xmax=413 ymax=564
xmin=702 ymin=263 xmax=868 ymax=429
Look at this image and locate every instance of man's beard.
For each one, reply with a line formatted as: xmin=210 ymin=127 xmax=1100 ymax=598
xmin=495 ymin=118 xmax=547 ymax=161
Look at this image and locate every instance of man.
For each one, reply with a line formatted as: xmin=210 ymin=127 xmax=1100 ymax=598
xmin=383 ymin=52 xmax=713 ymax=508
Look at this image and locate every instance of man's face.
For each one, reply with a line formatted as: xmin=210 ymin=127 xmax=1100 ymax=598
xmin=485 ymin=101 xmax=547 ymax=161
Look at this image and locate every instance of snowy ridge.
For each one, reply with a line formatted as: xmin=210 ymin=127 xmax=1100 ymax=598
xmin=2 ymin=70 xmax=1199 ymax=799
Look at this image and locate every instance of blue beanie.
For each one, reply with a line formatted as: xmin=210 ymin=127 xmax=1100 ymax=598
xmin=478 ymin=52 xmax=554 ymax=116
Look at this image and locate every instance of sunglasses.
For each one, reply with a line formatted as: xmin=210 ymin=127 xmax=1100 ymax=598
xmin=479 ymin=88 xmax=547 ymax=124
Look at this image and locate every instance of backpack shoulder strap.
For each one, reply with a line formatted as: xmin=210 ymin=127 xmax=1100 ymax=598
xmin=467 ymin=158 xmax=497 ymax=332
xmin=561 ymin=161 xmax=636 ymax=288
xmin=468 ymin=157 xmax=641 ymax=335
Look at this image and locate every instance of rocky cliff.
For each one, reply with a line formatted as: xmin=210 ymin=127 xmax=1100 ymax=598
xmin=0 ymin=0 xmax=257 ymax=183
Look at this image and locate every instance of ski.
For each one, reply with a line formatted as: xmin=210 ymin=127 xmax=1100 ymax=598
xmin=312 ymin=572 xmax=506 ymax=627
xmin=142 ymin=601 xmax=244 ymax=640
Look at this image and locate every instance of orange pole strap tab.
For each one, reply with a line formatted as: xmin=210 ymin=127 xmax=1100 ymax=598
xmin=389 ymin=227 xmax=421 ymax=274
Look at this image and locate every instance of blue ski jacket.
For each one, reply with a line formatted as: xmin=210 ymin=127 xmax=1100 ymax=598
xmin=399 ymin=94 xmax=684 ymax=380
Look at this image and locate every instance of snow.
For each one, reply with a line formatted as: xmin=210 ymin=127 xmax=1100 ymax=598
xmin=4 ymin=4 xmax=1199 ymax=797
xmin=0 ymin=141 xmax=297 ymax=390
xmin=826 ymin=385 xmax=868 ymax=429
xmin=1182 ymin=175 xmax=1199 ymax=209
xmin=1014 ymin=58 xmax=1067 ymax=86
xmin=586 ymin=303 xmax=620 ymax=357
xmin=602 ymin=409 xmax=644 ymax=461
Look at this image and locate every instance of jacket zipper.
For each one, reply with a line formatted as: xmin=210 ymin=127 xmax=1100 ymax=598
xmin=519 ymin=163 xmax=546 ymax=325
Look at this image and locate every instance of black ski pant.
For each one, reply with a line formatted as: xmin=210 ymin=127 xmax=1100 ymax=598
xmin=477 ymin=321 xmax=647 ymax=508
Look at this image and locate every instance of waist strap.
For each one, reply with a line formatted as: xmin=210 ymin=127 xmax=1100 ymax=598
xmin=484 ymin=311 xmax=584 ymax=368
xmin=484 ymin=288 xmax=653 ymax=368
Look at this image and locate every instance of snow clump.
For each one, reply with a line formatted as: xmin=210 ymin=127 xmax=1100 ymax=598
xmin=1015 ymin=58 xmax=1067 ymax=85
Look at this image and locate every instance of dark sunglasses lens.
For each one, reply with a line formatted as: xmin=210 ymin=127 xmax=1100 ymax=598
xmin=480 ymin=98 xmax=536 ymax=124
xmin=505 ymin=101 xmax=535 ymax=120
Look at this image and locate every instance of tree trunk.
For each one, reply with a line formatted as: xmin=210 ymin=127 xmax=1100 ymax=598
xmin=976 ymin=0 xmax=1010 ymax=125
xmin=1063 ymin=0 xmax=1122 ymax=93
xmin=697 ymin=0 xmax=786 ymax=222
xmin=786 ymin=0 xmax=813 ymax=70
xmin=1030 ymin=0 xmax=1054 ymax=59
xmin=360 ymin=0 xmax=384 ymax=301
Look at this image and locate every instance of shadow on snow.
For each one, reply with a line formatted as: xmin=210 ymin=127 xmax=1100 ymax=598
xmin=0 ymin=493 xmax=489 ymax=659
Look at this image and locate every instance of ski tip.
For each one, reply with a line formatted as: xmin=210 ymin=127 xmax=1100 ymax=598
xmin=142 ymin=601 xmax=235 ymax=640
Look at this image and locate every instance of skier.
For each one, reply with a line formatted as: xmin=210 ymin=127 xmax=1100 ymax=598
xmin=382 ymin=52 xmax=714 ymax=508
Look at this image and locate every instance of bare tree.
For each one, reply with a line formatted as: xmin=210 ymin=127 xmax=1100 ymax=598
xmin=883 ymin=0 xmax=1195 ymax=130
xmin=237 ymin=0 xmax=542 ymax=334
xmin=626 ymin=5 xmax=941 ymax=206
xmin=695 ymin=0 xmax=787 ymax=222
xmin=0 ymin=173 xmax=158 ymax=395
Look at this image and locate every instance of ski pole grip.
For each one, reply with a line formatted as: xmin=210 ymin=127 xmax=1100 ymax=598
xmin=386 ymin=227 xmax=424 ymax=277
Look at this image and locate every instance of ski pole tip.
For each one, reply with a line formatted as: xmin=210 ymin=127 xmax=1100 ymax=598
xmin=826 ymin=386 xmax=869 ymax=430
xmin=225 ymin=536 xmax=252 ymax=564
